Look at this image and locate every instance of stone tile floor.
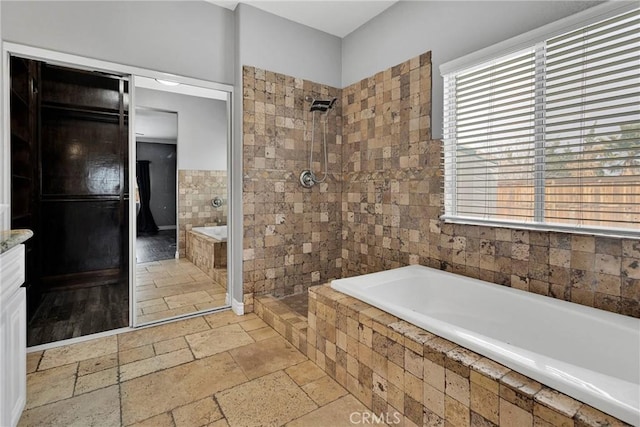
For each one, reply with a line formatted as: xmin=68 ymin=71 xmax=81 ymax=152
xmin=136 ymin=259 xmax=227 ymax=324
xmin=21 ymin=310 xmax=380 ymax=426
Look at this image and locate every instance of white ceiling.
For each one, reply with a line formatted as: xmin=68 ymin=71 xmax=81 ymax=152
xmin=135 ymin=109 xmax=178 ymax=143
xmin=209 ymin=0 xmax=399 ymax=38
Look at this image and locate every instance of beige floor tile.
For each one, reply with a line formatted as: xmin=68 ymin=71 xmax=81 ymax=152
xmin=75 ymin=367 xmax=118 ymax=395
xmin=136 ymin=280 xmax=156 ymax=289
xmin=118 ymin=317 xmax=210 ymax=350
xmin=248 ymin=326 xmax=280 ymax=341
xmin=26 ymin=351 xmax=43 ymax=374
xmin=19 ymin=385 xmax=120 ymax=427
xmin=128 ymin=412 xmax=174 ymax=427
xmin=285 ymin=394 xmax=382 ymax=427
xmin=153 ymin=336 xmax=188 ymax=355
xmin=302 ymin=375 xmax=348 ymax=406
xmin=138 ymin=298 xmax=165 ymax=308
xmin=145 ymin=265 xmax=168 ymax=273
xmin=206 ymin=285 xmax=226 ymax=295
xmin=172 ymin=396 xmax=223 ymax=427
xmin=286 ymin=360 xmax=327 ymax=386
xmin=216 ymin=370 xmax=317 ymax=427
xmin=119 ymin=345 xmax=155 ymax=365
xmin=120 ymin=352 xmax=247 ymax=425
xmin=208 ymin=419 xmax=229 ymax=427
xmin=203 ymin=310 xmax=254 ymax=329
xmin=39 ymin=336 xmax=118 ymax=370
xmin=78 ymin=353 xmax=118 ymax=376
xmin=120 ymin=348 xmax=194 ymax=382
xmin=239 ymin=318 xmax=269 ymax=332
xmin=26 ymin=363 xmax=77 ymax=409
xmin=154 ymin=275 xmax=195 ymax=288
xmin=186 ymin=324 xmax=255 ymax=359
xmin=229 ymin=336 xmax=307 ymax=380
xmin=195 ymin=299 xmax=227 ymax=311
xmin=137 ymin=306 xmax=199 ymax=324
xmin=165 ymin=290 xmax=214 ymax=309
xmin=136 ymin=281 xmax=214 ymax=302
xmin=142 ymin=302 xmax=170 ymax=314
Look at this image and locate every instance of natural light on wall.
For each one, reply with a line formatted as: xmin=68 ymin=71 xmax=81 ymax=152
xmin=442 ymin=6 xmax=640 ymax=237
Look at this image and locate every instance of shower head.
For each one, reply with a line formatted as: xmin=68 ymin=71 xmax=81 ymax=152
xmin=309 ymin=97 xmax=337 ymax=113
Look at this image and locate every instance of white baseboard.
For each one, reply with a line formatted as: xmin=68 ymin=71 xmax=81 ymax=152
xmin=232 ymin=297 xmax=244 ymax=315
xmin=158 ymin=225 xmax=177 ymax=230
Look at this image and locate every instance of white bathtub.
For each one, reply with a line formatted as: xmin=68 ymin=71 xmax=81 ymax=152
xmin=192 ymin=226 xmax=227 ymax=242
xmin=332 ymin=265 xmax=640 ymax=425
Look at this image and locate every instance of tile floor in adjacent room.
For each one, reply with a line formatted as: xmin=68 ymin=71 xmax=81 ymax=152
xmin=136 ymin=230 xmax=178 ymax=264
xmin=21 ymin=310 xmax=379 ymax=427
xmin=136 ymin=259 xmax=228 ymax=324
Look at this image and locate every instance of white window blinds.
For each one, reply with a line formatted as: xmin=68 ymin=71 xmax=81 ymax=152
xmin=443 ymin=8 xmax=640 ymax=236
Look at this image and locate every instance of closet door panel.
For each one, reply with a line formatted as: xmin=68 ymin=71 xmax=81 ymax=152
xmin=41 ymin=65 xmax=121 ymax=111
xmin=40 ymin=114 xmax=121 ymax=196
xmin=40 ymin=200 xmax=121 ymax=278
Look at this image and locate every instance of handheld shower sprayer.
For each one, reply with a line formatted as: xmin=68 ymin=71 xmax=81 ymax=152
xmin=300 ymin=95 xmax=337 ymax=188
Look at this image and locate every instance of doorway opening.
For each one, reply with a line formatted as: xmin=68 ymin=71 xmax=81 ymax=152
xmin=135 ymin=108 xmax=178 ymax=264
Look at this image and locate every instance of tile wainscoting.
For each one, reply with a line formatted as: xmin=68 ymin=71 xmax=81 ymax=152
xmin=178 ymin=170 xmax=227 ymax=258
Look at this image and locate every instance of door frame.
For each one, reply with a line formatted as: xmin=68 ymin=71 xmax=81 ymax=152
xmin=1 ymin=43 xmax=237 ymax=336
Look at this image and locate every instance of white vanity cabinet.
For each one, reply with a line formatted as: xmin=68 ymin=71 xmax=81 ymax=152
xmin=0 ymin=244 xmax=27 ymax=427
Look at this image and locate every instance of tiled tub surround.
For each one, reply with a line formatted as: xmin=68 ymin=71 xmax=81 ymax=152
xmin=305 ymin=284 xmax=635 ymax=427
xmin=186 ymin=229 xmax=227 ymax=281
xmin=339 ymin=52 xmax=640 ymax=318
xmin=178 ymin=170 xmax=227 ymax=258
xmin=242 ymin=66 xmax=342 ymax=311
xmin=332 ymin=265 xmax=640 ymax=425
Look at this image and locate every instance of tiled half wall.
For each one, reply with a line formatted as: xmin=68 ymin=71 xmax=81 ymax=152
xmin=178 ymin=169 xmax=227 ymax=258
xmin=242 ymin=53 xmax=640 ymax=318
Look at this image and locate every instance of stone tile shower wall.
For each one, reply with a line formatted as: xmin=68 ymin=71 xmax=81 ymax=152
xmin=341 ymin=52 xmax=437 ymax=277
xmin=242 ymin=66 xmax=343 ymax=311
xmin=178 ymin=170 xmax=227 ymax=258
xmin=340 ymin=52 xmax=640 ymax=318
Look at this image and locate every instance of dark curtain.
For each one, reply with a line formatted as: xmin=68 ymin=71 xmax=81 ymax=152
xmin=136 ymin=160 xmax=158 ymax=234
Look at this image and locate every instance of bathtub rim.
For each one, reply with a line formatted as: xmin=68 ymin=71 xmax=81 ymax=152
xmin=190 ymin=226 xmax=228 ymax=242
xmin=331 ymin=265 xmax=640 ymax=426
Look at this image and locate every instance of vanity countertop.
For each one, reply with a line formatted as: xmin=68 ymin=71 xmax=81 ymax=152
xmin=0 ymin=229 xmax=33 ymax=254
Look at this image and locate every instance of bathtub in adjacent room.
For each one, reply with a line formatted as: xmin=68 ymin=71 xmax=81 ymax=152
xmin=331 ymin=265 xmax=640 ymax=426
xmin=186 ymin=226 xmax=227 ymax=288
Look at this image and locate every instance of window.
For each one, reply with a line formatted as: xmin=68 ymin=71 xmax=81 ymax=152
xmin=443 ymin=7 xmax=640 ymax=236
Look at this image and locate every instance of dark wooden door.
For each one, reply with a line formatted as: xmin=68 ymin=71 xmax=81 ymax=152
xmin=38 ymin=64 xmax=129 ymax=289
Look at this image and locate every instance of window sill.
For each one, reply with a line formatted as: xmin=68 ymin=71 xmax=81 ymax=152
xmin=440 ymin=215 xmax=640 ymax=240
